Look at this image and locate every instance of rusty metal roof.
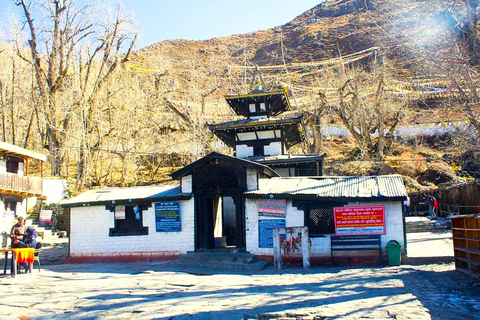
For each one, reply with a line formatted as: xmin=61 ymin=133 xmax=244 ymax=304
xmin=61 ymin=184 xmax=190 ymax=206
xmin=245 ymin=175 xmax=407 ymax=199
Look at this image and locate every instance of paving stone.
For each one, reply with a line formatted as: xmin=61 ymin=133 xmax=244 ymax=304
xmin=0 ymin=231 xmax=478 ymax=319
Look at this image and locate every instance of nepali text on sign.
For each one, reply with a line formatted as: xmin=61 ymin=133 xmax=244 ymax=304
xmin=258 ymin=199 xmax=287 ymax=218
xmin=258 ymin=219 xmax=285 ymax=248
xmin=333 ymin=205 xmax=386 ymax=236
xmin=155 ymin=202 xmax=181 ymax=232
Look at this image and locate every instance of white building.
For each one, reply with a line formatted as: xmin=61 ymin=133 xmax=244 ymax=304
xmin=0 ymin=142 xmax=46 ymax=233
xmin=62 ymin=153 xmax=407 ymax=265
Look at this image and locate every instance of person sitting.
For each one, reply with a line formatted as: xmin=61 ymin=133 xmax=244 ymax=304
xmin=12 ymin=226 xmax=37 ymax=249
xmin=11 ymin=226 xmax=37 ymax=273
xmin=9 ymin=216 xmax=26 ymax=246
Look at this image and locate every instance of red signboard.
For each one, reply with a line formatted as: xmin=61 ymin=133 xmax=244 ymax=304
xmin=333 ymin=206 xmax=386 ymax=236
xmin=258 ymin=199 xmax=286 ymax=217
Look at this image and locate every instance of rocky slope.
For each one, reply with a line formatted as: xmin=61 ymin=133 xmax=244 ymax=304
xmin=129 ymin=0 xmax=460 ymax=75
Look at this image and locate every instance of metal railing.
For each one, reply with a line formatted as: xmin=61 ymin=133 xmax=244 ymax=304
xmin=410 ymin=203 xmax=480 ymax=218
xmin=0 ymin=172 xmax=43 ymax=196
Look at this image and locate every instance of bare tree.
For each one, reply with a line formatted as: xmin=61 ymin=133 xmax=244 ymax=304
xmin=13 ymin=0 xmax=137 ymax=180
xmin=313 ymin=60 xmax=405 ymax=159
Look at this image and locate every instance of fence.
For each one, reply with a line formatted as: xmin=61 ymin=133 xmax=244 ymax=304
xmin=0 ymin=172 xmax=43 ymax=195
xmin=410 ymin=203 xmax=480 ymax=218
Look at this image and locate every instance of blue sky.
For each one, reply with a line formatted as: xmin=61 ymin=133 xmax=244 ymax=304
xmin=0 ymin=0 xmax=322 ymax=48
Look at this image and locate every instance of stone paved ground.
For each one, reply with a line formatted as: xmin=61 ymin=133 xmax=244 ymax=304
xmin=0 ymin=224 xmax=479 ymax=320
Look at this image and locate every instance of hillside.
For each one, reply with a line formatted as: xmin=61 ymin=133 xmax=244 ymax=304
xmin=130 ymin=0 xmax=454 ymax=76
xmin=126 ymin=0 xmax=478 ymax=191
xmin=1 ymin=0 xmax=477 ymax=193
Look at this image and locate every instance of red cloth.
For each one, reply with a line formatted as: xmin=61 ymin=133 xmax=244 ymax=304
xmin=12 ymin=248 xmax=35 ymax=264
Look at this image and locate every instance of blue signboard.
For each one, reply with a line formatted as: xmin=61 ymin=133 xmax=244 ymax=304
xmin=258 ymin=219 xmax=285 ymax=248
xmin=155 ymin=202 xmax=181 ymax=232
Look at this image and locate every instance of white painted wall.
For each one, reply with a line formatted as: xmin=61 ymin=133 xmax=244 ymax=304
xmin=237 ymin=132 xmax=257 ymax=141
xmin=69 ymin=198 xmax=195 ymax=256
xmin=181 ymin=175 xmax=192 ymax=193
xmin=246 ymin=169 xmax=258 ymax=191
xmin=0 ymin=161 xmax=6 ymax=173
xmin=264 ymin=142 xmax=282 ymax=156
xmin=245 ymin=198 xmax=304 ymax=255
xmin=245 ymin=199 xmax=405 ymax=256
xmin=18 ymin=163 xmax=24 ymax=176
xmin=347 ymin=201 xmax=405 ymax=250
xmin=236 ymin=145 xmax=253 ymax=158
xmin=274 ymin=168 xmax=295 ymax=177
xmin=257 ymin=131 xmax=275 ymax=139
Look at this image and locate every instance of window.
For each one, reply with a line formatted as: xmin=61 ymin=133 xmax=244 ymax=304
xmin=259 ymin=103 xmax=266 ymax=111
xmin=249 ymin=103 xmax=256 ymax=113
xmin=253 ymin=145 xmax=264 ymax=156
xmin=6 ymin=157 xmax=21 ymax=174
xmin=109 ymin=205 xmax=148 ymax=236
xmin=305 ymin=202 xmax=346 ymax=237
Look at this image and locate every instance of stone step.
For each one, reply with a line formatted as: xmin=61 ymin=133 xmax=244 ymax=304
xmin=25 ymin=222 xmax=57 ymax=241
xmin=178 ymin=251 xmax=257 ymax=264
xmin=174 ymin=251 xmax=269 ymax=271
xmin=37 ymin=229 xmax=54 ymax=241
xmin=172 ymin=259 xmax=269 ymax=271
xmin=406 ymin=217 xmax=451 ymax=233
xmin=406 ymin=225 xmax=437 ymax=233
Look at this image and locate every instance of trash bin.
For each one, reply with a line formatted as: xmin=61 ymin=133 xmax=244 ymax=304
xmin=386 ymin=240 xmax=402 ymax=266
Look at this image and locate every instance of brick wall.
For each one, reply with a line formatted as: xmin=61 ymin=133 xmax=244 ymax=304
xmin=69 ymin=199 xmax=195 ymax=257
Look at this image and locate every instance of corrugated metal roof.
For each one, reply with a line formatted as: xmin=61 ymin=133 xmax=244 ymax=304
xmin=245 ymin=175 xmax=407 ymax=199
xmin=61 ymin=184 xmax=187 ymax=206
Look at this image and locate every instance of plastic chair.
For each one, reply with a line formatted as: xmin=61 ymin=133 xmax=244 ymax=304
xmin=33 ymin=242 xmax=43 ymax=272
xmin=0 ymin=232 xmax=8 ymax=249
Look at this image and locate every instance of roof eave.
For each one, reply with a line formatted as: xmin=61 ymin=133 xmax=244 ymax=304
xmin=61 ymin=194 xmax=192 ymax=208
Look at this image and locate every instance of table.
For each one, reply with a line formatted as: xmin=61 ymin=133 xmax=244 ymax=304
xmin=1 ymin=248 xmax=34 ymax=277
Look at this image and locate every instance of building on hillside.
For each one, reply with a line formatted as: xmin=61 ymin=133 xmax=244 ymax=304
xmin=62 ymin=88 xmax=407 ymax=266
xmin=0 ymin=142 xmax=47 ymax=233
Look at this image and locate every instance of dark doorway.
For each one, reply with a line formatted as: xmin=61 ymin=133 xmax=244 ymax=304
xmin=196 ymin=193 xmax=244 ymax=251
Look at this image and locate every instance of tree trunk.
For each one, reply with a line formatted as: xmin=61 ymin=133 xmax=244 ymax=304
xmin=307 ymin=114 xmax=322 ymax=154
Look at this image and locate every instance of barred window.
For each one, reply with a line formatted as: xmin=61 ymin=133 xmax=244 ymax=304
xmin=109 ymin=205 xmax=148 ymax=237
xmin=306 ymin=202 xmax=346 ymax=237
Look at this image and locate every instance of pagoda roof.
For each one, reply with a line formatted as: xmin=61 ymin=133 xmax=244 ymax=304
xmin=223 ymin=89 xmax=291 ymax=117
xmin=209 ymin=114 xmax=305 ymax=149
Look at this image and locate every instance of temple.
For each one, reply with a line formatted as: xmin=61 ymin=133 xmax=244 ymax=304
xmin=210 ymin=88 xmax=323 ymax=176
